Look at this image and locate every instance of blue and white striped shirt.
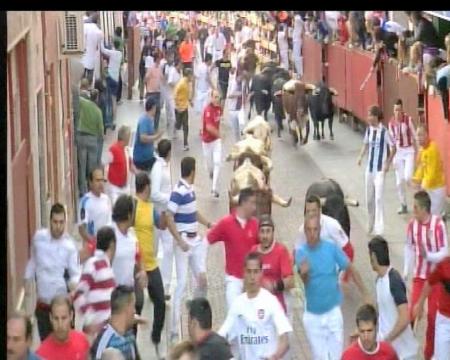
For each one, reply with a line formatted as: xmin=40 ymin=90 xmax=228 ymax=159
xmin=167 ymin=178 xmax=198 ymax=233
xmin=364 ymin=124 xmax=394 ymax=173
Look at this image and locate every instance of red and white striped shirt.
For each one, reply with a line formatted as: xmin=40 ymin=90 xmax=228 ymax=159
xmin=73 ymin=250 xmax=116 ymax=328
xmin=404 ymin=215 xmax=448 ymax=280
xmin=388 ymin=113 xmax=415 ymax=149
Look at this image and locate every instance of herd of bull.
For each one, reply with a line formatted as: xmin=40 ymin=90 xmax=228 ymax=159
xmin=224 ymin=61 xmax=359 ymax=237
xmin=248 ymin=61 xmax=338 ymax=144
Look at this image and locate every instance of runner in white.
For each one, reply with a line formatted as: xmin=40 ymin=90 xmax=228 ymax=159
xmin=277 ymin=23 xmax=289 ymax=70
xmin=292 ymin=13 xmax=304 ymax=78
xmin=219 ymin=252 xmax=293 ymax=360
xmin=194 ymin=53 xmax=215 ymax=117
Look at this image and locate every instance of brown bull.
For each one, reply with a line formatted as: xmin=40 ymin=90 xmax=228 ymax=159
xmin=282 ymin=79 xmax=315 ymax=145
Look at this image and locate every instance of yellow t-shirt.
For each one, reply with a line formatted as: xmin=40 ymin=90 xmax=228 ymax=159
xmin=134 ymin=198 xmax=158 ymax=272
xmin=413 ymin=141 xmax=446 ymax=190
xmin=174 ymin=77 xmax=191 ymax=111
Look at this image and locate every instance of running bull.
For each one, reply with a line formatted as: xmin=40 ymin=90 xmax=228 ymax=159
xmin=225 ymin=134 xmax=273 ymax=174
xmin=282 ymin=79 xmax=315 ymax=145
xmin=230 ymin=158 xmax=292 ymax=208
xmin=242 ymin=115 xmax=272 ymax=154
xmin=308 ymin=81 xmax=338 ymax=141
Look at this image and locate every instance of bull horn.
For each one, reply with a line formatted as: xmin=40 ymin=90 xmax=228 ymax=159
xmin=344 ymin=197 xmax=359 ymax=207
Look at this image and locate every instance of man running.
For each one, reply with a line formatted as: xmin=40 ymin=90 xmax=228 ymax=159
xmin=388 ymin=99 xmax=416 ymax=214
xmin=357 ymin=105 xmax=396 ymax=236
xmin=296 ymin=215 xmax=370 ymax=360
xmin=201 ymin=90 xmax=223 ymax=198
xmin=166 ymin=157 xmax=213 ymax=343
xmin=216 ymin=49 xmax=232 ymax=108
xmin=411 ymin=124 xmax=447 ymax=217
xmin=403 ymin=190 xmax=448 ymax=360
xmin=413 ymin=256 xmax=450 ymax=360
xmin=368 ymin=236 xmax=419 ymax=359
xmin=174 ymin=68 xmax=194 ymax=151
xmin=24 ymin=203 xmax=81 ymax=341
xmin=342 ymin=304 xmax=399 ymax=359
xmin=251 ymin=215 xmax=294 ymax=312
xmin=194 ymin=54 xmax=215 ymax=117
xmin=207 ymin=188 xmax=259 ymax=309
xmin=296 ymin=195 xmax=354 ymax=267
xmin=219 ymin=252 xmax=293 ymax=360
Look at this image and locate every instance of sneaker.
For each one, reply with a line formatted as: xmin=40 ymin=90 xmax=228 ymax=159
xmin=397 ymin=205 xmax=408 ymax=215
xmin=184 ymin=145 xmax=189 ymax=151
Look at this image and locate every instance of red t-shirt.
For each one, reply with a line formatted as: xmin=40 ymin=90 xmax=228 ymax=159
xmin=251 ymin=242 xmax=293 ymax=311
xmin=428 ymin=257 xmax=450 ymax=317
xmin=36 ymin=330 xmax=90 ymax=360
xmin=342 ymin=340 xmax=399 ymax=360
xmin=201 ymin=103 xmax=222 ymax=143
xmin=207 ymin=214 xmax=259 ymax=278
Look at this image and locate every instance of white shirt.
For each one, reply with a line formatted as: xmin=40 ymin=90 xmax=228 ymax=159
xmin=205 ymin=34 xmax=215 ymax=55
xmin=241 ymin=26 xmax=253 ymax=44
xmin=150 ymin=155 xmax=172 ymax=212
xmin=24 ymin=229 xmax=80 ymax=304
xmin=82 ymin=22 xmax=103 ymax=70
xmin=167 ymin=65 xmax=181 ymax=89
xmin=376 ymin=267 xmax=419 ymax=358
xmin=101 ymin=44 xmax=122 ymax=82
xmin=363 ymin=123 xmax=394 ymax=173
xmin=111 ymin=222 xmax=138 ymax=287
xmin=213 ymin=33 xmax=227 ymax=53
xmin=219 ymin=288 xmax=292 ymax=360
xmin=195 ymin=62 xmax=211 ymax=93
xmin=277 ymin=30 xmax=288 ymax=51
xmin=296 ymin=214 xmax=349 ymax=250
xmin=78 ymin=192 xmax=113 ymax=237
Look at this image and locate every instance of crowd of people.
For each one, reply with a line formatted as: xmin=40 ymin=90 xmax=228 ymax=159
xmin=7 ymin=10 xmax=450 ymax=360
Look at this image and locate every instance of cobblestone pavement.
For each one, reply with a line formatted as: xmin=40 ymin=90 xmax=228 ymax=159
xmin=31 ymin=78 xmax=447 ymax=358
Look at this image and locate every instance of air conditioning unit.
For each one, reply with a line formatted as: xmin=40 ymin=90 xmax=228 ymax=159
xmin=61 ymin=11 xmax=84 ymax=55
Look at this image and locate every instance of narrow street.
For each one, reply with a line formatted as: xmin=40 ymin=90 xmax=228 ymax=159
xmin=89 ymin=83 xmax=443 ymax=358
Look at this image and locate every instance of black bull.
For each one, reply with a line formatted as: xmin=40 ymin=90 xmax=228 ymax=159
xmin=308 ymin=83 xmax=336 ymax=141
xmin=248 ymin=63 xmax=290 ymax=121
xmin=305 ymin=179 xmax=353 ymax=237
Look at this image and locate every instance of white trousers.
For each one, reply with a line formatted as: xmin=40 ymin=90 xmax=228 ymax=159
xmin=225 ymin=275 xmax=244 ymax=311
xmin=393 ymin=148 xmax=415 ymax=207
xmin=171 ymin=235 xmax=208 ymax=335
xmin=303 ymin=306 xmax=344 ymax=360
xmin=106 ymin=182 xmax=129 ymax=207
xmin=161 ymin=87 xmax=176 ymax=135
xmin=427 ymin=186 xmax=447 ymax=217
xmin=159 ymin=228 xmax=174 ymax=293
xmin=228 ymin=110 xmax=241 ymax=142
xmin=435 ymin=311 xmax=450 ymax=360
xmin=365 ymin=170 xmax=385 ymax=235
xmin=194 ymin=90 xmax=210 ymax=115
xmin=202 ymin=139 xmax=222 ymax=192
xmin=279 ymin=48 xmax=289 ymax=70
xmin=293 ymin=41 xmax=303 ymax=78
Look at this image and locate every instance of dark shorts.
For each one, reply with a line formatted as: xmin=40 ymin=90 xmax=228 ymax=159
xmin=182 ymin=62 xmax=193 ymax=70
xmin=134 ymin=157 xmax=156 ymax=172
xmin=219 ymin=81 xmax=229 ymax=100
xmin=106 ymin=76 xmax=119 ymax=97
